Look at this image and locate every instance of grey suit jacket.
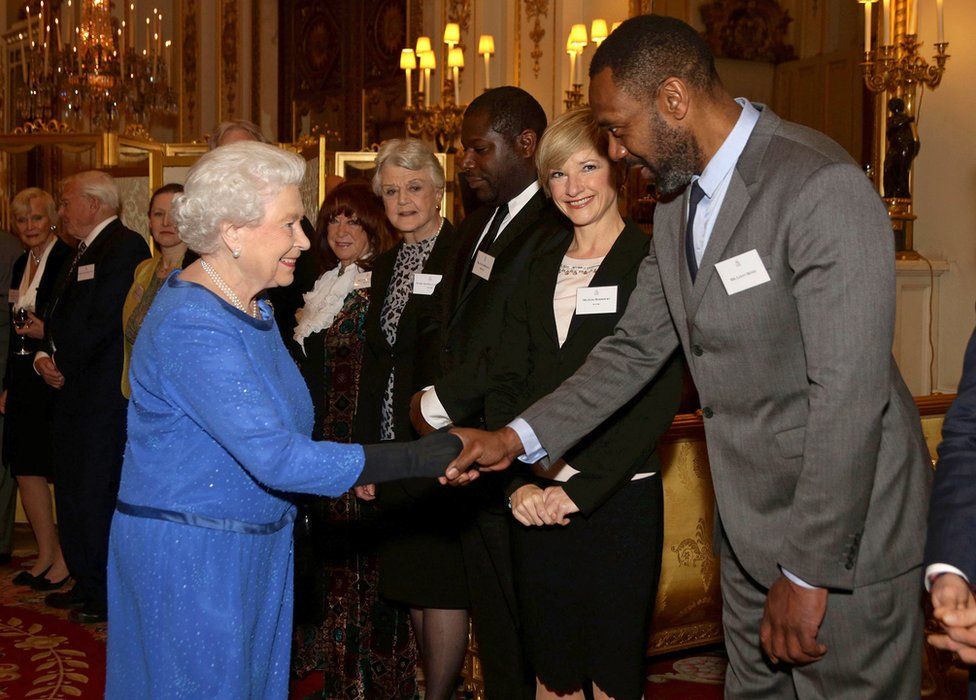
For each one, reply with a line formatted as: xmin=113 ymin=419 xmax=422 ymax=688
xmin=522 ymin=105 xmax=931 ymax=591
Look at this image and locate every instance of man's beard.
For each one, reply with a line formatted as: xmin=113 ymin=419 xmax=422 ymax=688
xmin=644 ymin=109 xmax=702 ymax=196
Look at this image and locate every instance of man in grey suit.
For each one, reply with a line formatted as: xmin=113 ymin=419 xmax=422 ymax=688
xmin=445 ymin=15 xmax=931 ymax=698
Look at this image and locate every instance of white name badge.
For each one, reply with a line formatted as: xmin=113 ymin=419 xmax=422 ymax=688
xmin=412 ymin=273 xmax=442 ymax=296
xmin=353 ymin=271 xmax=372 ymax=289
xmin=576 ymin=286 xmax=618 ymax=315
xmin=77 ymin=264 xmax=95 ymax=282
xmin=472 ymin=251 xmax=495 ymax=281
xmin=714 ymin=249 xmax=770 ymax=295
xmin=8 ymin=290 xmax=18 ymax=306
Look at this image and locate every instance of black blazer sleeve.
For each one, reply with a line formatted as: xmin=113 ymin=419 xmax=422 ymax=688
xmin=925 ymin=327 xmax=976 ymax=580
xmin=3 ymin=254 xmax=28 ymax=392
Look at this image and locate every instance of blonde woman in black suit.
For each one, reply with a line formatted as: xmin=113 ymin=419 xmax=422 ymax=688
xmin=1 ymin=188 xmax=73 ymax=590
xmin=485 ymin=108 xmax=683 ymax=700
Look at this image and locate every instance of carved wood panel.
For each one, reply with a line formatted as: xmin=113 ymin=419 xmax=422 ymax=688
xmin=278 ymin=0 xmax=408 ymax=149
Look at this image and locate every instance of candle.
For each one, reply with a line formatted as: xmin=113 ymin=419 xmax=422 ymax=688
xmin=909 ymin=0 xmax=918 ymax=34
xmin=165 ymin=40 xmax=172 ymax=85
xmin=145 ymin=17 xmax=150 ymax=57
xmin=65 ymin=1 xmax=72 ymax=50
xmin=863 ymin=1 xmax=872 ymax=53
xmin=400 ymin=49 xmax=416 ymax=107
xmin=55 ymin=18 xmax=62 ymax=51
xmin=156 ymin=11 xmax=162 ymax=58
xmin=448 ymin=47 xmax=463 ymax=105
xmin=882 ymin=0 xmax=891 ymax=45
xmin=478 ymin=35 xmax=494 ymax=91
xmin=936 ymin=0 xmax=945 ymax=43
xmin=20 ymin=35 xmax=28 ymax=83
xmin=453 ymin=66 xmax=460 ymax=103
xmin=26 ymin=5 xmax=34 ymax=48
xmin=419 ymin=50 xmax=436 ymax=104
xmin=43 ymin=24 xmax=49 ymax=74
xmin=569 ymin=49 xmax=577 ymax=90
xmin=120 ymin=27 xmax=126 ymax=77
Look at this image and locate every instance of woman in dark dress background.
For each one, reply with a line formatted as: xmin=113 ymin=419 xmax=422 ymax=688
xmin=1 ymin=187 xmax=73 ymax=589
xmin=291 ymin=182 xmax=417 ymax=698
xmin=352 ymin=139 xmax=468 ymax=700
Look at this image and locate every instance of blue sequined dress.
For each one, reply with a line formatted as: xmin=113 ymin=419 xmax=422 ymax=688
xmin=106 ymin=274 xmax=365 ymax=699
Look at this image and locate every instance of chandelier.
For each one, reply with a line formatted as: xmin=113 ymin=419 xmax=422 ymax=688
xmin=400 ymin=25 xmax=496 ymax=152
xmin=12 ymin=0 xmax=175 ymax=134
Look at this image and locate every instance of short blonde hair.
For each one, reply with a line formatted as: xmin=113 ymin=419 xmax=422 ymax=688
xmin=11 ymin=187 xmax=58 ymax=226
xmin=173 ymin=142 xmax=306 ymax=254
xmin=535 ymin=107 xmax=618 ymax=197
xmin=372 ymin=138 xmax=445 ymax=195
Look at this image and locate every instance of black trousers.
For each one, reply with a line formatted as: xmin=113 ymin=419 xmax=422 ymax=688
xmin=52 ymin=404 xmax=127 ymax=607
xmin=460 ymin=494 xmax=534 ymax=700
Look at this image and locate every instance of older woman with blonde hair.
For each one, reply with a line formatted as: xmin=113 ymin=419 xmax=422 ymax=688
xmin=351 ymin=138 xmax=468 ymax=700
xmin=1 ymin=187 xmax=72 ymax=590
xmin=485 ymin=107 xmax=683 ymax=700
xmin=105 ymin=141 xmax=461 ymax=699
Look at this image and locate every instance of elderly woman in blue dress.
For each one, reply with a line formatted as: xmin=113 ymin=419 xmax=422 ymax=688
xmin=105 ymin=142 xmax=460 ymax=699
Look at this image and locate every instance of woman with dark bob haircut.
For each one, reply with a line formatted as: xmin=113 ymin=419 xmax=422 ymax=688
xmin=292 ymin=183 xmax=417 ymax=695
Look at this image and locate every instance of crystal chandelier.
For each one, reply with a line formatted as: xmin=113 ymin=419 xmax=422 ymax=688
xmin=12 ymin=0 xmax=175 ymax=135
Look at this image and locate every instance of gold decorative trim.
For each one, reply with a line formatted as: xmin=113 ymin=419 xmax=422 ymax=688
xmin=524 ymin=0 xmax=548 ymax=79
xmin=647 ymin=621 xmax=724 ymax=655
xmin=180 ymin=0 xmax=200 ymax=140
xmin=12 ymin=119 xmax=72 ymax=134
xmin=220 ymin=0 xmax=240 ymax=120
xmin=514 ymin=0 xmax=522 ymax=87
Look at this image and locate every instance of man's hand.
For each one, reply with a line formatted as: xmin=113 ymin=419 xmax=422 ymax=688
xmin=510 ymin=484 xmax=555 ymax=526
xmin=929 ymin=573 xmax=976 ymax=663
xmin=16 ymin=311 xmax=44 ymax=339
xmin=441 ymin=427 xmax=523 ymax=485
xmin=759 ymin=575 xmax=828 ymax=665
xmin=353 ymin=484 xmax=376 ymax=501
xmin=542 ymin=486 xmax=579 ymax=525
xmin=409 ymin=390 xmax=436 ymax=436
xmin=35 ymin=356 xmax=64 ymax=389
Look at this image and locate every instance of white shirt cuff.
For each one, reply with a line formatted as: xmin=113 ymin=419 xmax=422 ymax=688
xmin=33 ymin=351 xmax=50 ymax=375
xmin=925 ymin=564 xmax=970 ymax=592
xmin=420 ymin=386 xmax=453 ymax=430
xmin=781 ymin=567 xmax=820 ymax=590
xmin=509 ymin=417 xmax=546 ymax=464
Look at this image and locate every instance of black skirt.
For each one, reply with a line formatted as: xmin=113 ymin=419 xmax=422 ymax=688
xmin=510 ymin=475 xmax=664 ymax=700
xmin=375 ymin=478 xmax=470 ymax=609
xmin=2 ymin=353 xmax=57 ymax=478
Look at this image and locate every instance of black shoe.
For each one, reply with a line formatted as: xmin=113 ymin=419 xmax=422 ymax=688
xmin=13 ymin=567 xmax=47 ymax=586
xmin=32 ymin=573 xmax=70 ymax=592
xmin=69 ymin=604 xmax=107 ymax=625
xmin=45 ymin=586 xmax=87 ymax=610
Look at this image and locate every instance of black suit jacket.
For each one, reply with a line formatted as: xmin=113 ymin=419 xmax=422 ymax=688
xmin=4 ymin=239 xmax=73 ymax=390
xmin=926 ymin=327 xmax=976 ymax=579
xmin=46 ymin=219 xmax=150 ymax=418
xmin=353 ymin=219 xmax=461 ymax=444
xmin=433 ymin=187 xmax=565 ymax=427
xmin=485 ymin=221 xmax=683 ymax=515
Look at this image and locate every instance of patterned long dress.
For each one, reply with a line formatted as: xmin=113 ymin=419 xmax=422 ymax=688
xmin=292 ymin=285 xmax=418 ymax=699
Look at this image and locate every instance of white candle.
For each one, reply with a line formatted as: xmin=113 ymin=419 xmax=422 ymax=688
xmin=25 ymin=5 xmax=34 ymax=47
xmin=165 ymin=40 xmax=172 ymax=85
xmin=453 ymin=65 xmax=460 ymax=104
xmin=576 ymin=49 xmax=583 ymax=84
xmin=864 ymin=1 xmax=872 ymax=52
xmin=423 ymin=68 xmax=431 ymax=102
xmin=936 ymin=0 xmax=945 ymax=42
xmin=55 ymin=18 xmax=62 ymax=51
xmin=909 ymin=0 xmax=918 ymax=34
xmin=43 ymin=24 xmax=49 ymax=74
xmin=882 ymin=0 xmax=891 ymax=45
xmin=483 ymin=53 xmax=490 ymax=90
xmin=405 ymin=68 xmax=412 ymax=107
xmin=569 ymin=51 xmax=577 ymax=90
xmin=20 ymin=36 xmax=28 ymax=82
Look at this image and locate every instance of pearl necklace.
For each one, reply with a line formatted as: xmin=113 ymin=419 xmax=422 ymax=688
xmin=29 ymin=248 xmax=42 ymax=266
xmin=200 ymin=259 xmax=258 ymax=317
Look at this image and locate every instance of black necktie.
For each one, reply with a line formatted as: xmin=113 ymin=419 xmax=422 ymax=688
xmin=685 ymin=182 xmax=705 ymax=282
xmin=467 ymin=202 xmax=509 ymax=279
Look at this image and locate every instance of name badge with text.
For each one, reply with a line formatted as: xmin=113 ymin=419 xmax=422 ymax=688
xmin=77 ymin=264 xmax=95 ymax=282
xmin=576 ymin=286 xmax=618 ymax=315
xmin=714 ymin=249 xmax=770 ymax=295
xmin=353 ymin=271 xmax=372 ymax=289
xmin=8 ymin=290 xmax=18 ymax=306
xmin=472 ymin=251 xmax=495 ymax=281
xmin=412 ymin=273 xmax=442 ymax=296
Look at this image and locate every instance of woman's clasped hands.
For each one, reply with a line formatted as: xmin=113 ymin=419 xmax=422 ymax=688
xmin=509 ymin=484 xmax=579 ymax=527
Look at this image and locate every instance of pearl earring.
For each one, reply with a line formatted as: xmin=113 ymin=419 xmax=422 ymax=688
xmin=232 ymin=247 xmax=242 ymax=259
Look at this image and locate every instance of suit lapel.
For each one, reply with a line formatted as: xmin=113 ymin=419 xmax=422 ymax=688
xmin=531 ymin=232 xmax=571 ymax=346
xmin=653 ymin=198 xmax=689 ymax=345
xmin=368 ymin=243 xmax=399 ymax=353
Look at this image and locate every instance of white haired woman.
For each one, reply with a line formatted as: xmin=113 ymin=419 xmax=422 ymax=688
xmin=351 ymin=138 xmax=469 ymax=700
xmin=105 ymin=142 xmax=461 ymax=699
xmin=1 ymin=188 xmax=73 ymax=590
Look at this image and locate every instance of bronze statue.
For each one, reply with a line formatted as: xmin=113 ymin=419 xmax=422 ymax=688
xmin=883 ymin=98 xmax=920 ymax=199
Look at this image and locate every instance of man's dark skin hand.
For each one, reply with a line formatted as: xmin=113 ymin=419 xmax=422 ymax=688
xmin=409 ymin=390 xmax=436 ymax=436
xmin=440 ymin=426 xmax=524 ymax=485
xmin=759 ymin=575 xmax=828 ymax=665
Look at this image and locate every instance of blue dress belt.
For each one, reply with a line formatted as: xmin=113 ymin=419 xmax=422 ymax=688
xmin=115 ymin=500 xmax=296 ymax=535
